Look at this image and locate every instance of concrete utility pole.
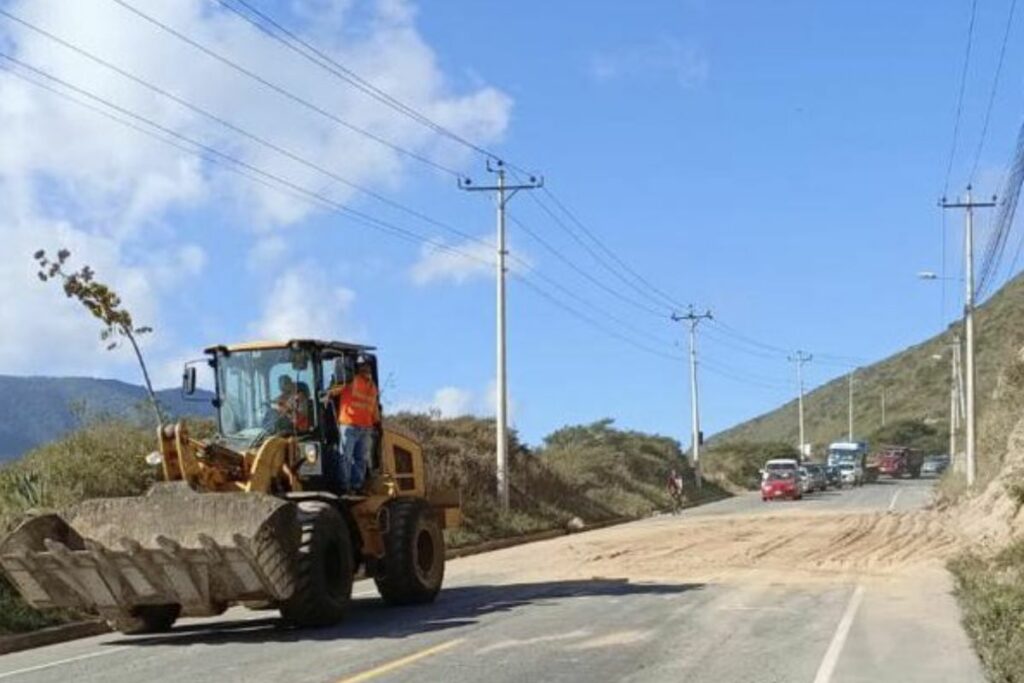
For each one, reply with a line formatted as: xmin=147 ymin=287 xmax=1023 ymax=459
xmin=788 ymin=351 xmax=813 ymax=459
xmin=847 ymin=370 xmax=856 ymax=441
xmin=672 ymin=306 xmax=713 ymax=490
xmin=949 ymin=334 xmax=964 ymax=467
xmin=880 ymin=387 xmax=886 ymax=427
xmin=459 ymin=159 xmax=542 ymax=512
xmin=941 ymin=187 xmax=996 ymax=487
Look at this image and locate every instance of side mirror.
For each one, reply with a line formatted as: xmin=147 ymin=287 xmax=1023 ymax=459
xmin=182 ymin=365 xmax=197 ymax=396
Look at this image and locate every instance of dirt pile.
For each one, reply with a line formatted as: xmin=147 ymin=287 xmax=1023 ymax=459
xmin=455 ymin=508 xmax=964 ymax=585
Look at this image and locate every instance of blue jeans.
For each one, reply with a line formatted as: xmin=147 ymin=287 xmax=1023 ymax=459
xmin=339 ymin=425 xmax=373 ymax=492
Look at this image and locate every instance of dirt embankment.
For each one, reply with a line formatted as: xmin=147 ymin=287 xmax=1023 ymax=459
xmin=455 ymin=508 xmax=965 ymax=585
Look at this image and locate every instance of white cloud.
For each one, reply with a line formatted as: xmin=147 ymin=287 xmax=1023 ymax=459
xmin=590 ymin=38 xmax=709 ymax=88
xmin=247 ymin=235 xmax=289 ymax=271
xmin=0 ymin=0 xmax=511 ymax=379
xmin=410 ymin=238 xmax=494 ymax=285
xmin=251 ymin=264 xmax=362 ymax=342
xmin=390 ymin=385 xmax=475 ymax=418
xmin=409 ymin=236 xmax=529 ymax=286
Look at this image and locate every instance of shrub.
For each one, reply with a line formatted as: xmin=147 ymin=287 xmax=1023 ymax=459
xmin=702 ymin=440 xmax=799 ymax=490
xmin=950 ymin=540 xmax=1024 ymax=682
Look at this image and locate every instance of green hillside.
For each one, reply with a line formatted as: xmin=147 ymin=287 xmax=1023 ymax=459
xmin=712 ymin=273 xmax=1024 ymax=452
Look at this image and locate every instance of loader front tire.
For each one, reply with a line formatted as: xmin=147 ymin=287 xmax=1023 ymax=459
xmin=375 ymin=499 xmax=445 ymax=605
xmin=112 ymin=604 xmax=181 ymax=635
xmin=279 ymin=502 xmax=353 ymax=627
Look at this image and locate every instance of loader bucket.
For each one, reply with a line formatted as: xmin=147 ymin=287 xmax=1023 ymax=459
xmin=0 ymin=482 xmax=300 ymax=623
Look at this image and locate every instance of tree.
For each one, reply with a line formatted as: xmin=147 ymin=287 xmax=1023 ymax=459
xmin=34 ymin=249 xmax=165 ymax=426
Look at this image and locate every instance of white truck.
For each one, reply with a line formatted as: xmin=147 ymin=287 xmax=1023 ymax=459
xmin=827 ymin=441 xmax=877 ymax=486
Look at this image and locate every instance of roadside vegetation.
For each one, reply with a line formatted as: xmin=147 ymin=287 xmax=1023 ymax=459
xmin=0 ymin=414 xmax=717 ymax=634
xmin=950 ymin=540 xmax=1024 ymax=682
xmin=701 ymin=440 xmax=799 ymax=491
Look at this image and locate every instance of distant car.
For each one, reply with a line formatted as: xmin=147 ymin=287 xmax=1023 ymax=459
xmin=922 ymin=455 xmax=951 ymax=476
xmin=824 ymin=465 xmax=842 ymax=488
xmin=762 ymin=471 xmax=802 ymax=501
xmin=803 ymin=463 xmax=828 ymax=492
xmin=796 ymin=466 xmax=811 ymax=493
xmin=838 ymin=463 xmax=862 ymax=486
xmin=763 ymin=458 xmax=800 ymax=479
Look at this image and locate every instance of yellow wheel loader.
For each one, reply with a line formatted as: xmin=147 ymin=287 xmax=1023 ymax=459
xmin=0 ymin=340 xmax=460 ymax=633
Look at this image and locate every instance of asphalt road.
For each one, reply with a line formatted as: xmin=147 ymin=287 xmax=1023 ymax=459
xmin=0 ymin=477 xmax=984 ymax=683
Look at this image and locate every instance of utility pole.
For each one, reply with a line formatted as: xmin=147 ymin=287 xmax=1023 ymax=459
xmin=672 ymin=305 xmax=713 ymax=490
xmin=949 ymin=334 xmax=963 ymax=466
xmin=788 ymin=351 xmax=813 ymax=459
xmin=880 ymin=387 xmax=886 ymax=427
xmin=459 ymin=159 xmax=542 ymax=512
xmin=847 ymin=369 xmax=856 ymax=441
xmin=941 ymin=186 xmax=996 ymax=487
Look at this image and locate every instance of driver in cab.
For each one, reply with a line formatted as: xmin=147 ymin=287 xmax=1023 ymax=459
xmin=273 ymin=375 xmax=310 ymax=432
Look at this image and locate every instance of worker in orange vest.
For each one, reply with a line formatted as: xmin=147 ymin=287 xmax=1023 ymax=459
xmin=327 ymin=357 xmax=380 ymax=492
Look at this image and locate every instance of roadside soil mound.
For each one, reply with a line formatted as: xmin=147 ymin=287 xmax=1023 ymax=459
xmin=455 ymin=508 xmax=964 ymax=585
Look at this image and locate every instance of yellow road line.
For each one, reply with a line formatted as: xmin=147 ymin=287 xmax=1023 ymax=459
xmin=336 ymin=638 xmax=465 ymax=683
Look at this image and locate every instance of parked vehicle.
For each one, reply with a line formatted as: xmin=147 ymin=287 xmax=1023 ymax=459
xmin=828 ymin=441 xmax=878 ymax=483
xmin=825 ymin=465 xmax=842 ymax=488
xmin=761 ymin=471 xmax=802 ymax=501
xmin=797 ymin=466 xmax=811 ymax=493
xmin=803 ymin=463 xmax=828 ymax=491
xmin=878 ymin=446 xmax=924 ymax=478
xmin=838 ymin=463 xmax=862 ymax=486
xmin=763 ymin=458 xmax=800 ymax=478
xmin=922 ymin=454 xmax=951 ymax=476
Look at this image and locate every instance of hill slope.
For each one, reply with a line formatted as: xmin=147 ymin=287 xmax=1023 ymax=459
xmin=713 ymin=273 xmax=1024 ymax=450
xmin=0 ymin=376 xmax=213 ymax=461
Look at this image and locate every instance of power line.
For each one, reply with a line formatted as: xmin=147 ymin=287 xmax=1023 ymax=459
xmin=969 ymin=0 xmax=1018 ymax=183
xmin=0 ymin=52 xmax=690 ymax=369
xmin=109 ymin=0 xmax=462 ymax=178
xmin=943 ymin=0 xmax=979 ymax=194
xmin=517 ymin=189 xmax=676 ymax=315
xmin=0 ymin=52 xmax=488 ymax=262
xmin=535 ymin=184 xmax=686 ymax=311
xmin=507 ymin=211 xmax=669 ymax=318
xmin=0 ymin=6 xmax=492 ymax=251
xmin=513 ymin=275 xmax=685 ymax=362
xmin=209 ymin=0 xmax=500 ymax=163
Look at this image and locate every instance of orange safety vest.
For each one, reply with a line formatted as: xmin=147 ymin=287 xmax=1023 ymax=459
xmin=337 ymin=376 xmax=378 ymax=427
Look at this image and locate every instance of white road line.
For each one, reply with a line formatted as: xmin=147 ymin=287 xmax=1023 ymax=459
xmin=812 ymin=585 xmax=865 ymax=683
xmin=887 ymin=489 xmax=902 ymax=512
xmin=0 ymin=647 xmax=129 ymax=680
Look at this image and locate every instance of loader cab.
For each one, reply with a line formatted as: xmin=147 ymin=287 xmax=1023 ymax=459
xmin=193 ymin=340 xmax=381 ymax=491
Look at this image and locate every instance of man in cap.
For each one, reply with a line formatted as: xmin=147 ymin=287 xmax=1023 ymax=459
xmin=327 ymin=356 xmax=380 ymax=492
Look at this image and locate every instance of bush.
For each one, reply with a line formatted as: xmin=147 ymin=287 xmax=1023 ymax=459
xmin=0 ymin=414 xmax=729 ymax=633
xmin=950 ymin=540 xmax=1024 ymax=682
xmin=702 ymin=441 xmax=799 ymax=490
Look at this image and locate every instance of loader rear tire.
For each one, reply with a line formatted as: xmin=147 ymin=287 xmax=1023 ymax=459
xmin=279 ymin=502 xmax=353 ymax=628
xmin=112 ymin=604 xmax=181 ymax=635
xmin=375 ymin=499 xmax=445 ymax=605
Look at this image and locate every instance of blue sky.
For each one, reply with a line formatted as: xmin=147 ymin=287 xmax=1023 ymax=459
xmin=1 ymin=0 xmax=1022 ymax=446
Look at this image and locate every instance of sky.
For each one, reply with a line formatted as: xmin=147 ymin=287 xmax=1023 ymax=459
xmin=1 ymin=0 xmax=1022 ymax=447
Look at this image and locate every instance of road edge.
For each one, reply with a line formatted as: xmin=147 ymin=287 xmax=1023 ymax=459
xmin=0 ymin=620 xmax=110 ymax=656
xmin=0 ymin=497 xmax=722 ymax=654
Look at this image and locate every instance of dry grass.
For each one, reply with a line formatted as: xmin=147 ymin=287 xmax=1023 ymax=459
xmin=0 ymin=414 xmax=719 ymax=633
xmin=950 ymin=540 xmax=1024 ymax=682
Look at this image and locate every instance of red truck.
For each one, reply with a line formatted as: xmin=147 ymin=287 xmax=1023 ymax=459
xmin=877 ymin=446 xmax=923 ymax=479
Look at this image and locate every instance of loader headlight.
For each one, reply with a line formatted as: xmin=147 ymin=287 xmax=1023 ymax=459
xmin=303 ymin=443 xmax=319 ymax=464
xmin=145 ymin=451 xmax=164 ymax=466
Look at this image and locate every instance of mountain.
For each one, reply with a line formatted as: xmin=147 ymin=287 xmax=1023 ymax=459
xmin=712 ymin=273 xmax=1024 ymax=450
xmin=0 ymin=376 xmax=214 ymax=462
